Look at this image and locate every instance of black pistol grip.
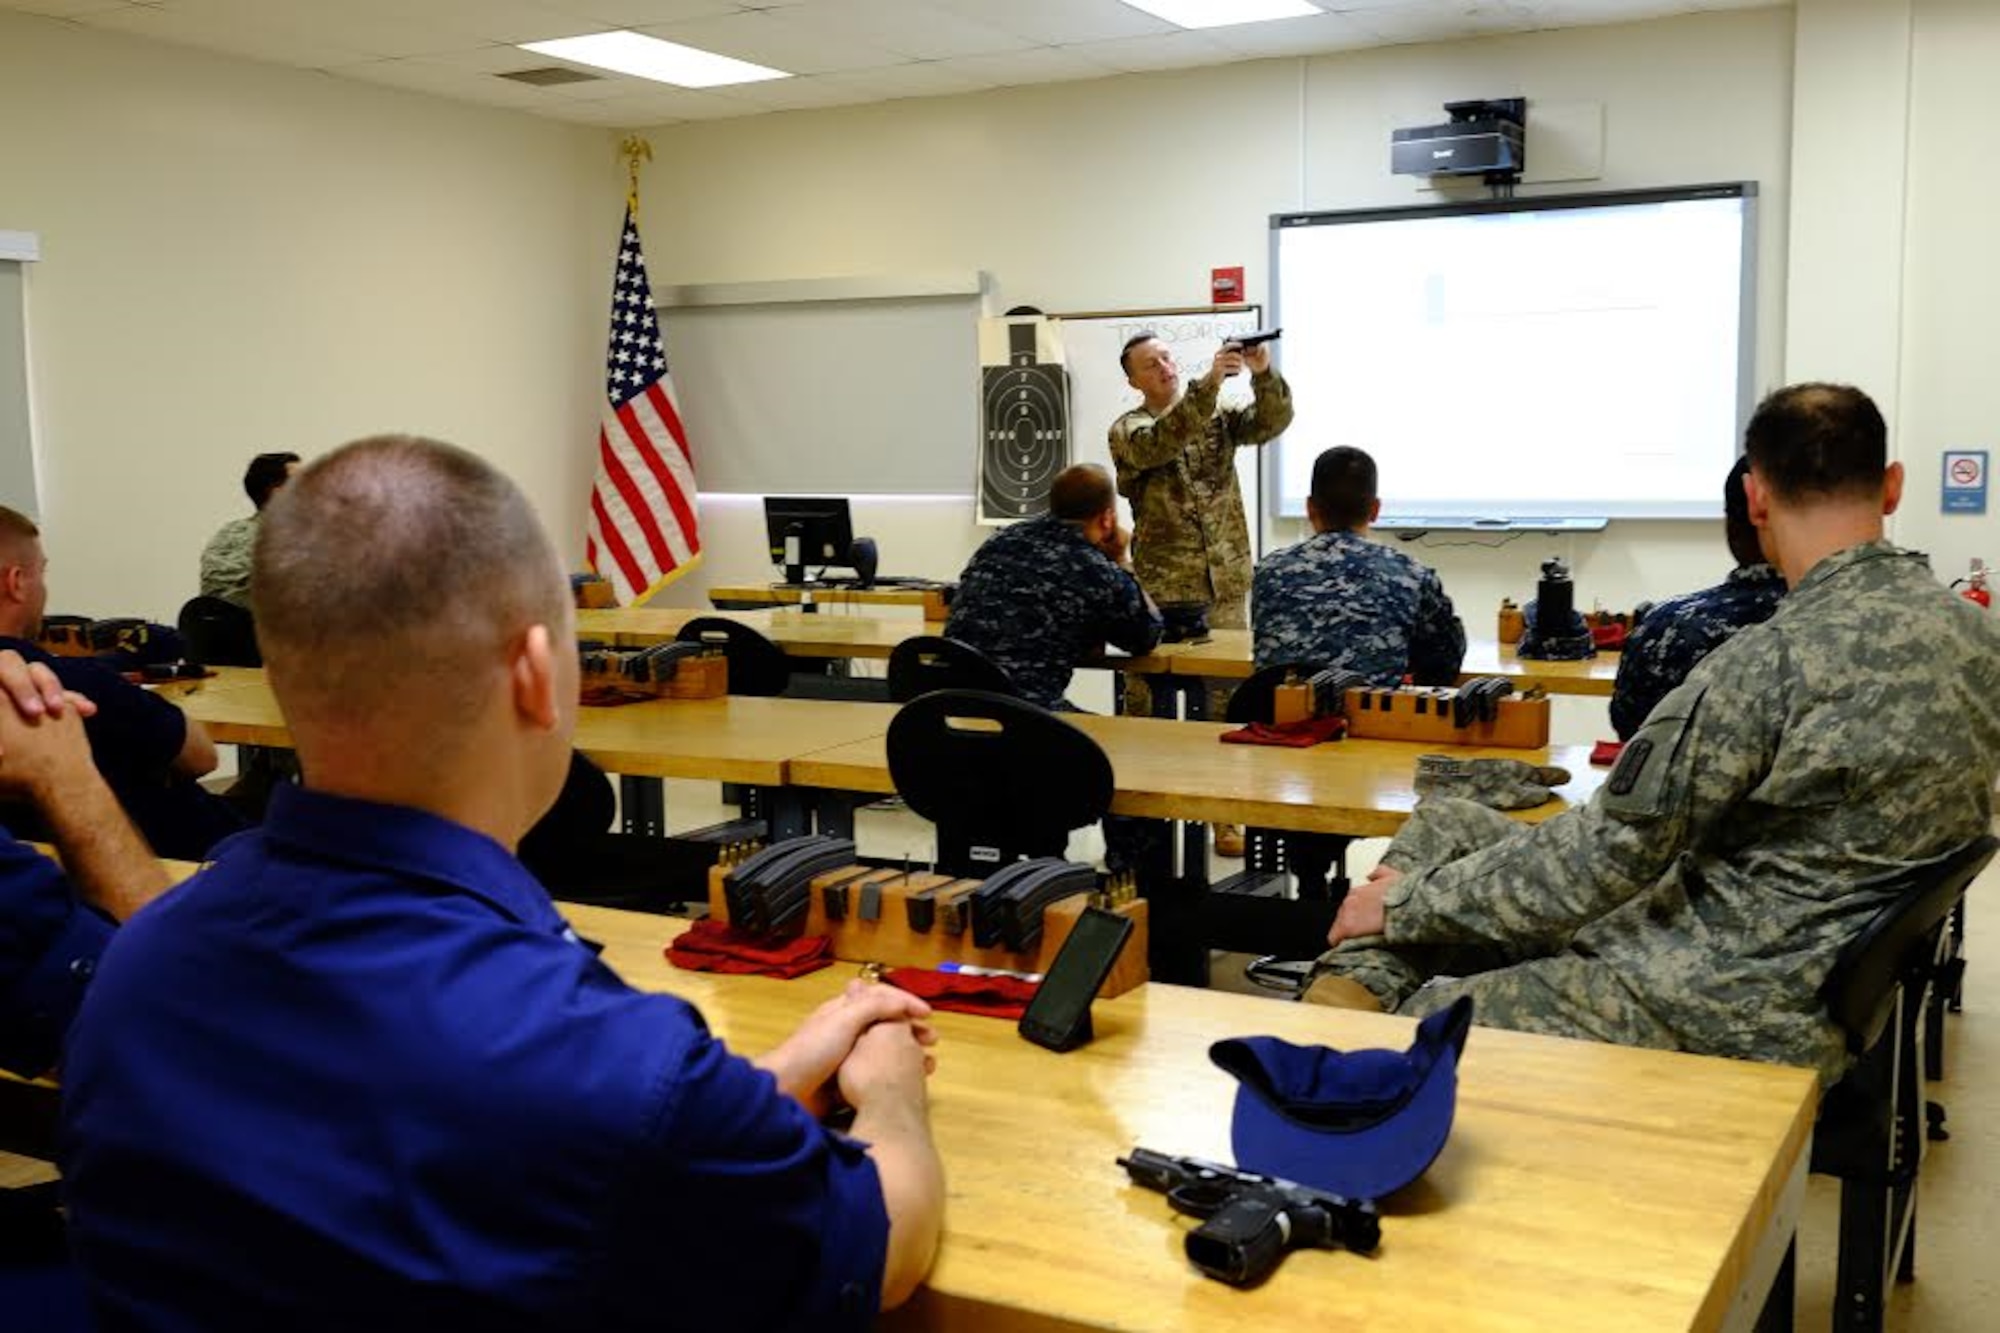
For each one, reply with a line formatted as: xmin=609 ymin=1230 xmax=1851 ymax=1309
xmin=1184 ymin=1194 xmax=1290 ymax=1288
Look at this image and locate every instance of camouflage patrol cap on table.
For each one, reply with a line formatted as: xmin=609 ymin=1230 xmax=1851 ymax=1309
xmin=1413 ymin=754 xmax=1571 ymax=811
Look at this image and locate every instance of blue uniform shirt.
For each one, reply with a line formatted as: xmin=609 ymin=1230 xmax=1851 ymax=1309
xmin=60 ymin=784 xmax=888 ymax=1332
xmin=945 ymin=515 xmax=1163 ymax=709
xmin=1610 ymin=563 xmax=1787 ymax=739
xmin=0 ymin=637 xmax=245 ymax=860
xmin=0 ymin=830 xmax=112 ymax=1077
xmin=1251 ymin=529 xmax=1466 ymax=685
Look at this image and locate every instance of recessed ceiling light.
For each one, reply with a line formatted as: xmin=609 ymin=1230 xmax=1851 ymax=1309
xmin=1119 ymin=0 xmax=1323 ymax=30
xmin=517 ymin=30 xmax=790 ymax=89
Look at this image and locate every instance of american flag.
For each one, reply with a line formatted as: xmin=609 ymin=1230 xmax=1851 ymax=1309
xmin=586 ymin=204 xmax=699 ymax=602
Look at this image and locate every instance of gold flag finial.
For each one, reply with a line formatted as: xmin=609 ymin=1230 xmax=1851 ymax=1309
xmin=620 ymin=136 xmax=653 ymax=215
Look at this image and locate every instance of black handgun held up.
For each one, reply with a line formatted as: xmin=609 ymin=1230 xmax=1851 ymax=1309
xmin=1224 ymin=327 xmax=1282 ymax=351
xmin=1117 ymin=1147 xmax=1380 ymax=1287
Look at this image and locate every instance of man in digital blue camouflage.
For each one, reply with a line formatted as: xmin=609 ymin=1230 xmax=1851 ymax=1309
xmin=1303 ymin=383 xmax=2000 ymax=1086
xmin=1251 ymin=445 xmax=1465 ymax=685
xmin=1609 ymin=455 xmax=1786 ymax=738
xmin=1109 ymin=333 xmax=1292 ymax=633
xmin=944 ymin=463 xmax=1162 ymax=711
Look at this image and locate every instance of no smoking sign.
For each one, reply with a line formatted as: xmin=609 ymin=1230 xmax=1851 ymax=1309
xmin=1943 ymin=450 xmax=1988 ymax=515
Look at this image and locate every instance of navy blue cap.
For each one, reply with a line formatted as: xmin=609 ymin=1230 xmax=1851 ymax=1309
xmin=1209 ymin=996 xmax=1473 ymax=1201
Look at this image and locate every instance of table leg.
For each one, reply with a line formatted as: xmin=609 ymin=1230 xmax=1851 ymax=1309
xmin=619 ymin=776 xmax=665 ymax=837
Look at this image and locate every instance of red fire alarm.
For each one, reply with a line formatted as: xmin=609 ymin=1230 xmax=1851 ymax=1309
xmin=1211 ymin=266 xmax=1244 ymax=306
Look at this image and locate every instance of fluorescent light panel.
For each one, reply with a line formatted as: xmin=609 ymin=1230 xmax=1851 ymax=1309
xmin=518 ymin=30 xmax=790 ymax=89
xmin=1120 ymin=0 xmax=1322 ymax=29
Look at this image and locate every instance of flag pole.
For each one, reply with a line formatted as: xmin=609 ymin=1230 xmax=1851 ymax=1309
xmin=619 ymin=135 xmax=652 ymax=216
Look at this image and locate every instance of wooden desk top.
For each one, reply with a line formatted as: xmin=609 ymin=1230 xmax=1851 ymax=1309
xmin=710 ymin=583 xmax=953 ymax=619
xmin=579 ymin=607 xmax=946 ymax=661
xmin=563 ymin=902 xmax=1818 ymax=1332
xmin=163 ymin=670 xmax=896 ymax=785
xmin=791 ymin=712 xmax=1606 ymax=837
xmin=1115 ymin=632 xmax=1621 ymax=697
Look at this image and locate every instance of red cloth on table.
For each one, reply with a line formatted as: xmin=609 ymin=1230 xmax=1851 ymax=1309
xmin=665 ymin=918 xmax=833 ymax=979
xmin=1590 ymin=740 xmax=1626 ymax=767
xmin=1219 ymin=716 xmax=1348 ymax=748
xmin=1590 ymin=622 xmax=1629 ymax=651
xmin=883 ymin=967 xmax=1038 ymax=1019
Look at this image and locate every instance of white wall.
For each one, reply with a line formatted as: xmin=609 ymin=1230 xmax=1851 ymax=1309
xmin=638 ymin=7 xmax=1796 ymax=632
xmin=0 ymin=9 xmax=614 ymax=623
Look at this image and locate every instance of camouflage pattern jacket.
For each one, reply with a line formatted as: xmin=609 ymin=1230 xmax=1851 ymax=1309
xmin=1251 ymin=529 xmax=1466 ymax=685
xmin=1108 ymin=370 xmax=1293 ymax=607
xmin=198 ymin=514 xmax=259 ymax=610
xmin=944 ymin=515 xmax=1163 ymax=710
xmin=1381 ymin=542 xmax=2000 ymax=1083
xmin=1610 ymin=563 xmax=1787 ymax=738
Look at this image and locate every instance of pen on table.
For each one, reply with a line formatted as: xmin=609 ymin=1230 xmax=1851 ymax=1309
xmin=937 ymin=962 xmax=1042 ymax=983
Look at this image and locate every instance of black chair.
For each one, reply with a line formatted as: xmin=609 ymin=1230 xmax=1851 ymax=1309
xmin=176 ymin=595 xmax=261 ymax=667
xmin=1811 ymin=834 xmax=1998 ymax=1333
xmin=886 ymin=689 xmax=1113 ymax=878
xmin=886 ymin=635 xmax=1016 ymax=703
xmin=519 ymin=751 xmax=751 ymax=913
xmin=1224 ymin=661 xmax=1352 ymax=902
xmin=675 ymin=617 xmax=790 ymax=697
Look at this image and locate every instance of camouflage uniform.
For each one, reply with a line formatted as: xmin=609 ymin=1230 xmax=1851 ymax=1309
xmin=198 ymin=515 xmax=259 ymax=610
xmin=1610 ymin=563 xmax=1786 ymax=739
xmin=1109 ymin=369 xmax=1293 ymax=620
xmin=945 ymin=515 xmax=1162 ymax=711
xmin=1314 ymin=542 xmax=2000 ymax=1085
xmin=1251 ymin=530 xmax=1466 ymax=685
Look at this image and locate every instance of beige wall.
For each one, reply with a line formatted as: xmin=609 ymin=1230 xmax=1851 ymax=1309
xmin=638 ymin=7 xmax=1798 ymax=629
xmin=0 ymin=8 xmax=614 ymax=623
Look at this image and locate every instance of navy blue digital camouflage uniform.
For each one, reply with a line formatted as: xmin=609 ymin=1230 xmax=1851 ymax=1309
xmin=1610 ymin=562 xmax=1786 ymax=739
xmin=1251 ymin=530 xmax=1466 ymax=685
xmin=945 ymin=515 xmax=1163 ymax=710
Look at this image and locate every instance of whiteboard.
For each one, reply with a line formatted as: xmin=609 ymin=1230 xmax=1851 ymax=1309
xmin=1053 ymin=308 xmax=1263 ymax=543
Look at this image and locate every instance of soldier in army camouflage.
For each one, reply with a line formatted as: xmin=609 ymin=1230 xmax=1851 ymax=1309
xmin=1252 ymin=446 xmax=1465 ymax=685
xmin=1108 ymin=333 xmax=1293 ymax=630
xmin=1304 ymin=384 xmax=2000 ymax=1085
xmin=1610 ymin=455 xmax=1786 ymax=738
xmin=199 ymin=452 xmax=300 ymax=609
xmin=945 ymin=463 xmax=1162 ymax=711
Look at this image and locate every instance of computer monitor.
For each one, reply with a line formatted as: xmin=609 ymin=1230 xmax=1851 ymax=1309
xmin=763 ymin=496 xmax=855 ymax=584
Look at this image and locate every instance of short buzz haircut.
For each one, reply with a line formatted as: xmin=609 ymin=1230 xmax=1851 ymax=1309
xmin=1722 ymin=454 xmax=1762 ymax=568
xmin=1309 ymin=446 xmax=1378 ymax=531
xmin=0 ymin=505 xmax=39 ymax=546
xmin=1049 ymin=464 xmax=1116 ymax=522
xmin=252 ymin=435 xmax=567 ymax=725
xmin=1743 ymin=383 xmax=1888 ymax=502
xmin=1119 ymin=332 xmax=1159 ymax=375
xmin=244 ymin=452 xmax=302 ymax=510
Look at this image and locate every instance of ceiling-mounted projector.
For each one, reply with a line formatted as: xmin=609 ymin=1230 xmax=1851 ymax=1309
xmin=1391 ymin=98 xmax=1525 ymax=183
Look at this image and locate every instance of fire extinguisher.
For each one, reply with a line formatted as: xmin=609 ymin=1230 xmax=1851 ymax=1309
xmin=1955 ymin=558 xmax=1992 ymax=609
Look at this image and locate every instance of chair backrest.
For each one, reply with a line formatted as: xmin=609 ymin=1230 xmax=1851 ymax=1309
xmin=176 ymin=596 xmax=261 ymax=667
xmin=1224 ymin=661 xmax=1327 ymax=725
xmin=886 ymin=634 xmax=1016 ymax=704
xmin=1820 ymin=835 xmax=1998 ymax=1053
xmin=887 ymin=689 xmax=1113 ymax=877
xmin=674 ymin=616 xmax=790 ymax=696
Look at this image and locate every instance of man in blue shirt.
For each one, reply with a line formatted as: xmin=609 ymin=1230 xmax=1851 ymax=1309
xmin=0 ymin=505 xmax=245 ymax=860
xmin=61 ymin=436 xmax=944 ymax=1330
xmin=1252 ymin=446 xmax=1465 ymax=684
xmin=1610 ymin=456 xmax=1787 ymax=738
xmin=0 ymin=646 xmax=170 ymax=1079
xmin=945 ymin=463 xmax=1162 ymax=710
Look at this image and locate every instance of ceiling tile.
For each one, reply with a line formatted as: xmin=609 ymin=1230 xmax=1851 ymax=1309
xmin=705 ymin=74 xmax=892 ymax=112
xmin=1204 ymin=10 xmax=1383 ymax=58
xmin=815 ymin=59 xmax=997 ymax=100
xmin=337 ymin=0 xmax=608 ymax=47
xmin=144 ymin=0 xmax=483 ymax=59
xmin=919 ymin=0 xmax=1177 ymax=46
xmin=637 ymin=10 xmax=909 ymax=74
xmin=3 ymin=0 xmax=152 ymax=17
xmin=553 ymin=0 xmax=741 ymax=23
xmin=79 ymin=4 xmax=377 ymax=67
xmin=764 ymin=0 xmax=1034 ymax=63
xmin=937 ymin=45 xmax=1120 ymax=88
xmin=1068 ymin=29 xmax=1243 ymax=73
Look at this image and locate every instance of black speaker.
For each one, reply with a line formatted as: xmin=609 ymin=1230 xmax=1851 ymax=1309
xmin=847 ymin=537 xmax=879 ymax=588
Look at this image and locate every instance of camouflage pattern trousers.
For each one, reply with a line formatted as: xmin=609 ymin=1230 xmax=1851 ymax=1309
xmin=1309 ymin=797 xmax=1682 ymax=1051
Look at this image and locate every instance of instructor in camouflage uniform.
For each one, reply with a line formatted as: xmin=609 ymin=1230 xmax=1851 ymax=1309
xmin=1108 ymin=333 xmax=1293 ymax=630
xmin=1609 ymin=455 xmax=1787 ymax=738
xmin=1252 ymin=445 xmax=1465 ymax=684
xmin=1306 ymin=383 xmax=2000 ymax=1085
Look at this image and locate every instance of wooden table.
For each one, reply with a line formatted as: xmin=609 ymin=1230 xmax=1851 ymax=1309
xmin=1118 ymin=631 xmax=1621 ymax=698
xmin=709 ymin=582 xmax=953 ymax=620
xmin=579 ymin=607 xmax=945 ymax=662
xmin=792 ymin=711 xmax=1605 ymax=839
xmin=564 ymin=902 xmax=1816 ymax=1333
